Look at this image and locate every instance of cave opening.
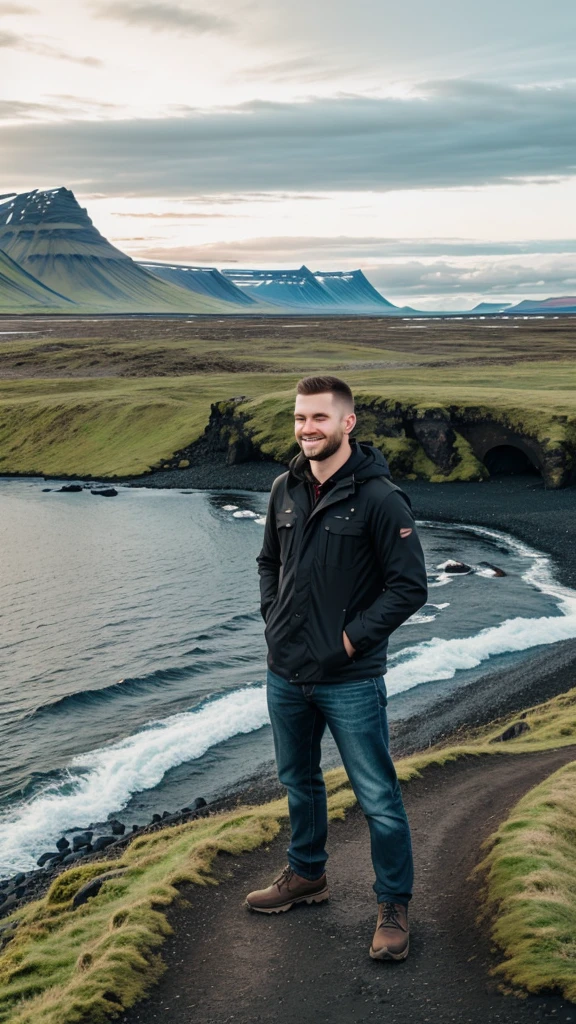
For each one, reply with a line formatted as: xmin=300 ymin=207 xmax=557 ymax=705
xmin=483 ymin=444 xmax=540 ymax=477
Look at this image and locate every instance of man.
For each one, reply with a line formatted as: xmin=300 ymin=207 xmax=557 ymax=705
xmin=248 ymin=375 xmax=428 ymax=962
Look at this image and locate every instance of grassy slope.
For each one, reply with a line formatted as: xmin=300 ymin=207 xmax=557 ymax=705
xmin=477 ymin=760 xmax=576 ymax=1000
xmin=1 ymin=689 xmax=576 ymax=1023
xmin=0 ymin=360 xmax=573 ymax=478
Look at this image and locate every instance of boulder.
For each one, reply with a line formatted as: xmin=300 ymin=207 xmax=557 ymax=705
xmin=90 ymin=488 xmax=118 ymax=497
xmin=72 ymin=831 xmax=93 ymax=851
xmin=151 ymin=814 xmax=162 ymax=824
xmin=45 ymin=855 xmax=64 ymax=870
xmin=108 ymin=819 xmax=125 ymax=836
xmin=490 ymin=721 xmax=531 ymax=743
xmin=193 ymin=797 xmax=207 ymax=810
xmin=11 ymin=873 xmax=25 ymax=887
xmin=37 ymin=851 xmax=61 ymax=867
xmin=72 ymin=869 xmax=125 ymax=909
xmin=59 ymin=484 xmax=83 ymax=493
xmin=439 ymin=561 xmax=473 ymax=575
xmin=56 ymin=837 xmax=70 ymax=852
xmin=478 ymin=561 xmax=507 ymax=577
xmin=63 ymin=850 xmax=87 ymax=865
xmin=91 ymin=835 xmax=116 ymax=852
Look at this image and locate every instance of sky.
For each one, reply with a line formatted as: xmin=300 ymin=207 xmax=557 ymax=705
xmin=1 ymin=0 xmax=576 ymax=309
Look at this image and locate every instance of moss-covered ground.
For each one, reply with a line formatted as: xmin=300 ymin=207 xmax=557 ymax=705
xmin=0 ymin=314 xmax=574 ymax=478
xmin=478 ymin=759 xmax=576 ymax=1001
xmin=1 ymin=687 xmax=576 ymax=1023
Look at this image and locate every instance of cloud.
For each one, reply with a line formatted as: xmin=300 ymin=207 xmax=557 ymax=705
xmin=92 ymin=1 xmax=234 ymax=35
xmin=365 ymin=255 xmax=576 ymax=299
xmin=0 ymin=28 xmax=101 ymax=64
xmin=2 ymin=80 xmax=576 ymax=194
xmin=129 ymin=234 xmax=576 ymax=264
xmin=0 ymin=3 xmax=36 ymax=12
xmin=113 ymin=210 xmax=232 ymax=218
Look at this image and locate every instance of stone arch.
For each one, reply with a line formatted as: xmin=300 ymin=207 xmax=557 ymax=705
xmin=483 ymin=443 xmax=540 ymax=477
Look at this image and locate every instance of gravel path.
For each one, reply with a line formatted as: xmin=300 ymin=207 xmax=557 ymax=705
xmin=121 ymin=748 xmax=576 ymax=1024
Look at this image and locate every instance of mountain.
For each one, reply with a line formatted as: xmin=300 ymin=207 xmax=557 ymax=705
xmin=507 ymin=296 xmax=576 ymax=313
xmin=470 ymin=302 xmax=511 ymax=313
xmin=221 ymin=266 xmax=337 ymax=310
xmin=0 ymin=249 xmax=73 ymax=312
xmin=0 ymin=189 xmax=245 ymax=314
xmin=312 ymin=270 xmax=396 ymax=311
xmin=138 ymin=260 xmax=256 ymax=307
xmin=221 ymin=265 xmax=397 ymax=312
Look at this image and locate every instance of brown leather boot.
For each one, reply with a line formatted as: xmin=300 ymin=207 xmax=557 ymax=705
xmin=245 ymin=865 xmax=329 ymax=914
xmin=369 ymin=901 xmax=409 ymax=961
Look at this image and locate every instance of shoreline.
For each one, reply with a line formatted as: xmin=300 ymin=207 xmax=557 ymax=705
xmin=1 ymin=469 xmax=575 ymax=907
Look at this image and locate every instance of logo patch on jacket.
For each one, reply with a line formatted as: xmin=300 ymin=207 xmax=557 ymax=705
xmin=399 ymin=527 xmax=413 ymax=538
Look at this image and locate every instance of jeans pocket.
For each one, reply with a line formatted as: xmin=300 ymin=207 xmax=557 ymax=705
xmin=375 ymin=676 xmax=388 ymax=709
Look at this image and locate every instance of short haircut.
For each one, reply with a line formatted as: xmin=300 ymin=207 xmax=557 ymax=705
xmin=296 ymin=375 xmax=354 ymax=412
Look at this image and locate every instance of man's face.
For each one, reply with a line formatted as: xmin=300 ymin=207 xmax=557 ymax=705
xmin=294 ymin=392 xmax=355 ymax=462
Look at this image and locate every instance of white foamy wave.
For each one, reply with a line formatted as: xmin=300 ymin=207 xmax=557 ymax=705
xmin=0 ymin=685 xmax=268 ymax=876
xmin=254 ymin=517 xmax=267 ymax=525
xmin=222 ymin=504 xmax=238 ymax=511
xmin=385 ymin=520 xmax=576 ymax=697
xmin=233 ymin=510 xmax=258 ymax=518
xmin=387 ymin=607 xmax=576 ymax=696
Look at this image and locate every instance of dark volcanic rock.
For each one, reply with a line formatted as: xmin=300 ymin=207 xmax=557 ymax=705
xmin=37 ymin=851 xmax=61 ymax=867
xmin=442 ymin=561 xmax=473 ymax=574
xmin=193 ymin=797 xmax=207 ymax=810
xmin=108 ymin=819 xmax=125 ymax=835
xmin=92 ymin=835 xmax=116 ymax=852
xmin=72 ymin=831 xmax=93 ymax=851
xmin=490 ymin=720 xmax=531 ymax=743
xmin=479 ymin=561 xmax=507 ymax=577
xmin=56 ymin=837 xmax=70 ymax=852
xmin=72 ymin=869 xmax=125 ymax=909
xmin=59 ymin=484 xmax=83 ymax=493
xmin=91 ymin=488 xmax=118 ymax=497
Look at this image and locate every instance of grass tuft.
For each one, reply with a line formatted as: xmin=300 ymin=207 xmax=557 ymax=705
xmin=477 ymin=760 xmax=576 ymax=1001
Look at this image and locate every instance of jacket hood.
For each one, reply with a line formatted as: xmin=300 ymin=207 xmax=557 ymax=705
xmin=289 ymin=438 xmax=391 ymax=483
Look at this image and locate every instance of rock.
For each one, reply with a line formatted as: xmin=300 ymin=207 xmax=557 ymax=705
xmin=63 ymin=850 xmax=86 ymax=865
xmin=90 ymin=488 xmax=118 ymax=497
xmin=490 ymin=721 xmax=531 ymax=743
xmin=439 ymin=561 xmax=473 ymax=574
xmin=37 ymin=851 xmax=61 ymax=867
xmin=151 ymin=814 xmax=162 ymax=824
xmin=0 ymin=895 xmax=18 ymax=916
xmin=45 ymin=855 xmax=64 ymax=870
xmin=161 ymin=811 xmax=170 ymax=819
xmin=0 ymin=880 xmax=8 ymax=890
xmin=42 ymin=488 xmax=52 ymax=492
xmin=478 ymin=561 xmax=507 ymax=577
xmin=91 ymin=835 xmax=116 ymax=852
xmin=72 ymin=869 xmax=125 ymax=909
xmin=131 ymin=825 xmax=140 ymax=832
xmin=72 ymin=831 xmax=93 ymax=851
xmin=193 ymin=797 xmax=207 ymax=810
xmin=12 ymin=886 xmax=25 ymax=899
xmin=56 ymin=837 xmax=70 ymax=852
xmin=11 ymin=873 xmax=25 ymax=888
xmin=108 ymin=819 xmax=125 ymax=836
xmin=180 ymin=807 xmax=192 ymax=815
xmin=59 ymin=484 xmax=83 ymax=493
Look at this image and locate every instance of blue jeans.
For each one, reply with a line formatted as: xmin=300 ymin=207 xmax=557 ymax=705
xmin=266 ymin=668 xmax=413 ymax=905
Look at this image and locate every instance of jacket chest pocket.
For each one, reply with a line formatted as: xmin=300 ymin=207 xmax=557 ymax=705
xmin=320 ymin=517 xmax=366 ymax=569
xmin=276 ymin=510 xmax=297 ymax=559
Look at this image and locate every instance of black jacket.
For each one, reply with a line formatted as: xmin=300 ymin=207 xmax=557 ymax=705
xmin=257 ymin=440 xmax=428 ymax=684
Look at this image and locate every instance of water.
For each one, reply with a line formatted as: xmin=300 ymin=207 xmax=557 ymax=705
xmin=1 ymin=479 xmax=575 ymax=876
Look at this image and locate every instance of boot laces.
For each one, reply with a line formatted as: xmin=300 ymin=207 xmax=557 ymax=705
xmin=379 ymin=901 xmax=405 ymax=931
xmin=274 ymin=865 xmax=294 ymax=889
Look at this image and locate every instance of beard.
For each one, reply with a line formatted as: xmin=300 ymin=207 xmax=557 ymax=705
xmin=297 ymin=431 xmax=345 ymax=462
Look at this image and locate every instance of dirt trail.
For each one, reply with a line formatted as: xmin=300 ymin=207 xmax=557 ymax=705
xmin=122 ymin=749 xmax=576 ymax=1024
